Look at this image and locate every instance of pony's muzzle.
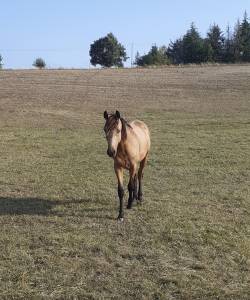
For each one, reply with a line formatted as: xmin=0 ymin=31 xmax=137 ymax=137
xmin=107 ymin=148 xmax=116 ymax=158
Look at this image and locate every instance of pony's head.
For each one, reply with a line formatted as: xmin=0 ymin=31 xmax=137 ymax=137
xmin=103 ymin=110 xmax=123 ymax=158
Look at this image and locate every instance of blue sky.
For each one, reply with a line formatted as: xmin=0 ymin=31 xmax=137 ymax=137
xmin=0 ymin=0 xmax=249 ymax=69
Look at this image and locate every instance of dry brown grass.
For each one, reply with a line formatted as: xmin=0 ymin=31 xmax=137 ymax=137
xmin=0 ymin=65 xmax=249 ymax=299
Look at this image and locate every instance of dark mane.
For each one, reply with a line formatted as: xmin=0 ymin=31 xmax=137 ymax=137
xmin=120 ymin=117 xmax=132 ymax=139
xmin=104 ymin=114 xmax=132 ymax=139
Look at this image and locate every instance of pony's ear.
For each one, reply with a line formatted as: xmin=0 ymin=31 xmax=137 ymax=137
xmin=115 ymin=110 xmax=121 ymax=119
xmin=104 ymin=111 xmax=108 ymax=120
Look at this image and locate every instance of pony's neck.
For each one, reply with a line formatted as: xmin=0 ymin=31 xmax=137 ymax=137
xmin=118 ymin=120 xmax=129 ymax=153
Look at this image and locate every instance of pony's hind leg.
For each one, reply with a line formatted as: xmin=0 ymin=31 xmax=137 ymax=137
xmin=127 ymin=164 xmax=137 ymax=209
xmin=138 ymin=155 xmax=147 ymax=203
xmin=133 ymin=174 xmax=138 ymax=202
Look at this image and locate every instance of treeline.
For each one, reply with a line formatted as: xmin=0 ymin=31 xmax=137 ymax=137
xmin=1 ymin=12 xmax=249 ymax=69
xmin=136 ymin=12 xmax=250 ymax=66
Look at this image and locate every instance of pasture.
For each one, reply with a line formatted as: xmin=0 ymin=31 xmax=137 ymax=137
xmin=0 ymin=65 xmax=249 ymax=299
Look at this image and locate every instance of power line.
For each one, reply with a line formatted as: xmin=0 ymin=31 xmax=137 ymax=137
xmin=0 ymin=48 xmax=85 ymax=52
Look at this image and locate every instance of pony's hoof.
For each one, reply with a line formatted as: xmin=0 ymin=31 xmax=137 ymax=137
xmin=127 ymin=204 xmax=132 ymax=209
xmin=117 ymin=217 xmax=124 ymax=223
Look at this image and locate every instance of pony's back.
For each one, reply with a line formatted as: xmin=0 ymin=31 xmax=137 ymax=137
xmin=129 ymin=120 xmax=151 ymax=154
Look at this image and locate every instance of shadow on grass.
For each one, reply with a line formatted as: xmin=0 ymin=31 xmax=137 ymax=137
xmin=0 ymin=197 xmax=59 ymax=215
xmin=0 ymin=197 xmax=112 ymax=218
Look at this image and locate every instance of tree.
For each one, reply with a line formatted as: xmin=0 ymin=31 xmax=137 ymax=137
xmin=203 ymin=38 xmax=214 ymax=62
xmin=223 ymin=25 xmax=235 ymax=62
xmin=167 ymin=38 xmax=184 ymax=64
xmin=232 ymin=19 xmax=242 ymax=62
xmin=0 ymin=55 xmax=3 ymax=69
xmin=182 ymin=23 xmax=207 ymax=64
xmin=135 ymin=45 xmax=170 ymax=66
xmin=207 ymin=24 xmax=225 ymax=62
xmin=33 ymin=58 xmax=46 ymax=69
xmin=89 ymin=33 xmax=127 ymax=67
xmin=239 ymin=11 xmax=250 ymax=61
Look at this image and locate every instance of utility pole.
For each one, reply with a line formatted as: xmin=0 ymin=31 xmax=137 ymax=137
xmin=130 ymin=43 xmax=134 ymax=68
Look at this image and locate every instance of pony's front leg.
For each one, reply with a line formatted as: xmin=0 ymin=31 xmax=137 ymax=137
xmin=127 ymin=164 xmax=137 ymax=209
xmin=115 ymin=164 xmax=124 ymax=221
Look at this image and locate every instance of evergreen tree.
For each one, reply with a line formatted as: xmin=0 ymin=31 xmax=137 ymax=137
xmin=207 ymin=24 xmax=224 ymax=62
xmin=233 ymin=19 xmax=242 ymax=62
xmin=167 ymin=38 xmax=184 ymax=64
xmin=135 ymin=45 xmax=170 ymax=66
xmin=0 ymin=55 xmax=3 ymax=69
xmin=239 ymin=11 xmax=250 ymax=61
xmin=89 ymin=33 xmax=127 ymax=67
xmin=182 ymin=23 xmax=207 ymax=63
xmin=223 ymin=25 xmax=235 ymax=62
xmin=203 ymin=39 xmax=214 ymax=62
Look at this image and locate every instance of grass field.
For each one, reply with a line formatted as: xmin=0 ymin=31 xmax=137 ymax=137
xmin=0 ymin=65 xmax=249 ymax=299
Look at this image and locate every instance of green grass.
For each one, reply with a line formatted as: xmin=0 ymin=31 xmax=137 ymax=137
xmin=0 ymin=66 xmax=249 ymax=299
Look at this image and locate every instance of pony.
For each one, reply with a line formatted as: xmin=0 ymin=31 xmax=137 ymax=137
xmin=103 ymin=110 xmax=150 ymax=221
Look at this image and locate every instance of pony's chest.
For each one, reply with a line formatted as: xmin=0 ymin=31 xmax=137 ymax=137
xmin=116 ymin=153 xmax=131 ymax=170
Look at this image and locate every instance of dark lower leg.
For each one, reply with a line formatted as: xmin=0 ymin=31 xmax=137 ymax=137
xmin=137 ymin=157 xmax=146 ymax=202
xmin=133 ymin=174 xmax=138 ymax=201
xmin=127 ymin=179 xmax=133 ymax=209
xmin=138 ymin=177 xmax=143 ymax=201
xmin=118 ymin=184 xmax=124 ymax=219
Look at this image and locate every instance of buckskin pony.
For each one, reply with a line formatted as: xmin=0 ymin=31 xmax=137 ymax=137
xmin=103 ymin=110 xmax=150 ymax=221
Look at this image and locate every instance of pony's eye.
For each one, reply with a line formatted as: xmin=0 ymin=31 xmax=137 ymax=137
xmin=117 ymin=129 xmax=121 ymax=134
